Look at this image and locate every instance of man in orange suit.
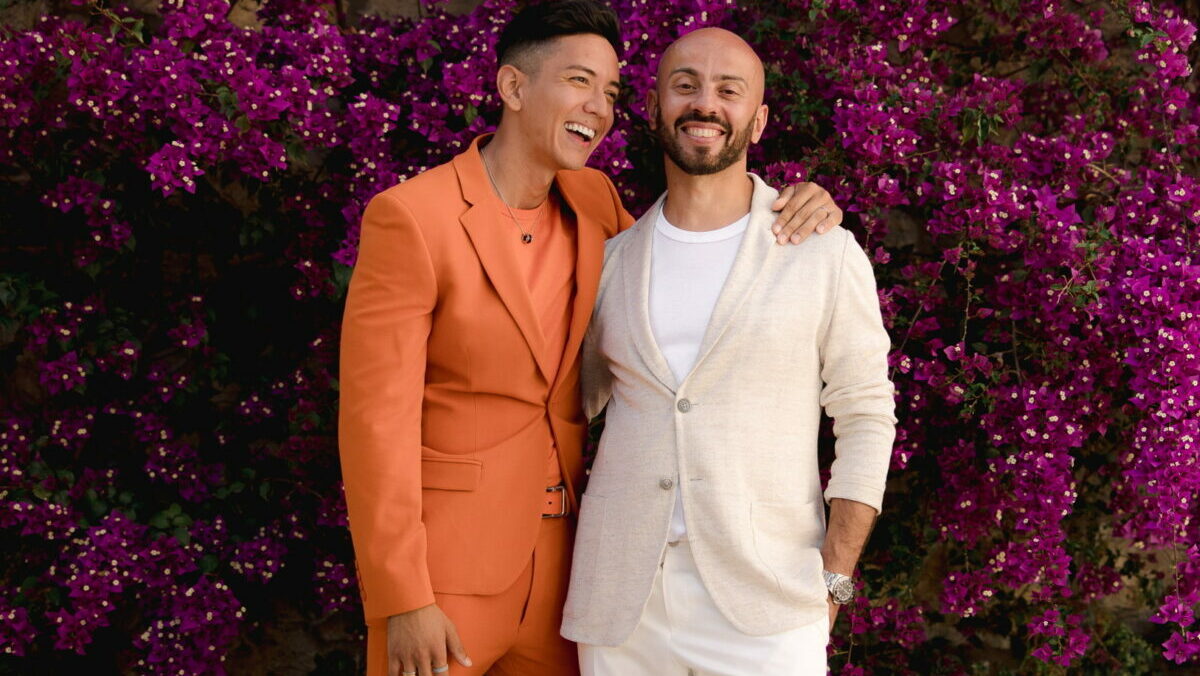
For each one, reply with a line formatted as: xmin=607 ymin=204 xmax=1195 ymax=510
xmin=337 ymin=3 xmax=844 ymax=675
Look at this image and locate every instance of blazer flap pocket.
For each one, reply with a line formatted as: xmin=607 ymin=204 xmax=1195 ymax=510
xmin=421 ymin=456 xmax=482 ymax=491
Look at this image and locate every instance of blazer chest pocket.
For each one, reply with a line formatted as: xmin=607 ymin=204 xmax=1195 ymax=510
xmin=421 ymin=456 xmax=482 ymax=491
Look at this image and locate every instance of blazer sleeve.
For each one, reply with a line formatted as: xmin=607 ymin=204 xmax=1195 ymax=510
xmin=580 ymin=320 xmax=613 ymax=421
xmin=819 ymin=231 xmax=898 ymax=513
xmin=338 ymin=191 xmax=437 ymax=622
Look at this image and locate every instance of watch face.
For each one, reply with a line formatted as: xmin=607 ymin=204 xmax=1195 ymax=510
xmin=831 ymin=577 xmax=855 ymax=603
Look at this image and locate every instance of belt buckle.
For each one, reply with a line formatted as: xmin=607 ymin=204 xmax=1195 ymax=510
xmin=544 ymin=484 xmax=567 ymax=518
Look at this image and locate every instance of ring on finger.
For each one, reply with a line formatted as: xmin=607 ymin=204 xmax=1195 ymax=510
xmin=401 ymin=672 xmax=417 ymax=676
xmin=433 ymin=666 xmax=450 ymax=674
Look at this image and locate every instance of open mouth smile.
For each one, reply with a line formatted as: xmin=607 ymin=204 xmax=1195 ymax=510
xmin=565 ymin=122 xmax=597 ymax=143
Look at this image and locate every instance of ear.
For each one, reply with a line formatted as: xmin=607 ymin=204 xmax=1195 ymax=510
xmin=645 ymin=88 xmax=660 ymax=130
xmin=750 ymin=103 xmax=768 ymax=143
xmin=496 ymin=63 xmax=526 ymax=113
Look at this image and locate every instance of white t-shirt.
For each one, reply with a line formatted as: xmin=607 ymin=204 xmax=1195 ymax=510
xmin=649 ymin=208 xmax=750 ymax=542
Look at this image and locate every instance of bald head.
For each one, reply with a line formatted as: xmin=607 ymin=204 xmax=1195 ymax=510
xmin=657 ymin=28 xmax=765 ymax=106
xmin=648 ymin=27 xmax=769 ymax=177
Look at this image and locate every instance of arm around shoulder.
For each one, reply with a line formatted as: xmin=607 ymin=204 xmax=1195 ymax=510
xmin=339 ymin=191 xmax=438 ymax=622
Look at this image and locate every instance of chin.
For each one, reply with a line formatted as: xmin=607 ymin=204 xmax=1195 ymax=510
xmin=556 ymin=150 xmax=593 ymax=172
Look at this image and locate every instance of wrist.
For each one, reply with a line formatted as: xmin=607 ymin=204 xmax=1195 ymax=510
xmin=822 ymin=570 xmax=856 ymax=605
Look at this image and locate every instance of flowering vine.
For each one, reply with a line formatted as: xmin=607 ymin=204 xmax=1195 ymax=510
xmin=0 ymin=0 xmax=1196 ymax=672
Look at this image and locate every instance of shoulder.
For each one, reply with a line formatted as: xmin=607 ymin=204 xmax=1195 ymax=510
xmin=373 ymin=161 xmax=458 ymax=211
xmin=603 ymin=219 xmax=640 ymax=256
xmin=361 ymin=161 xmax=464 ymax=246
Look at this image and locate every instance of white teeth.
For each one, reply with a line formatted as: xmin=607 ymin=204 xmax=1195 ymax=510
xmin=565 ymin=122 xmax=596 ymax=140
xmin=684 ymin=127 xmax=721 ymax=138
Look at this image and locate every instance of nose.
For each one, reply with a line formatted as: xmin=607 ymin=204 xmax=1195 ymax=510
xmin=690 ymin=84 xmax=719 ymax=117
xmin=582 ymin=85 xmax=611 ymax=121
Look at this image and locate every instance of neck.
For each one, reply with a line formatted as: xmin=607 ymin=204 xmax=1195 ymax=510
xmin=660 ymin=158 xmax=754 ymax=231
xmin=481 ymin=125 xmax=556 ymax=209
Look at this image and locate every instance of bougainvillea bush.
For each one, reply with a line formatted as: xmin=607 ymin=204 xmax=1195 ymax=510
xmin=0 ymin=0 xmax=1197 ymax=672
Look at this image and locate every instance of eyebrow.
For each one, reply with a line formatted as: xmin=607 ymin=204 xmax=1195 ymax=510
xmin=565 ymin=64 xmax=621 ymax=90
xmin=669 ymin=67 xmax=747 ymax=85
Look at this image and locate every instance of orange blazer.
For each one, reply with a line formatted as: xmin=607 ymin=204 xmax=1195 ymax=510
xmin=338 ymin=135 xmax=634 ymax=622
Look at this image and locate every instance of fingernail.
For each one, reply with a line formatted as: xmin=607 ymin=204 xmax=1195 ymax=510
xmin=792 ymin=234 xmax=802 ymax=244
xmin=776 ymin=234 xmax=787 ymax=244
xmin=771 ymin=224 xmax=781 ymax=234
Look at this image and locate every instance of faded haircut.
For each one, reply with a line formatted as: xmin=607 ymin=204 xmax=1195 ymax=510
xmin=496 ymin=0 xmax=622 ymax=74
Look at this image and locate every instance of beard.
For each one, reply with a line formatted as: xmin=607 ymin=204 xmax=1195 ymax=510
xmin=654 ymin=108 xmax=755 ymax=176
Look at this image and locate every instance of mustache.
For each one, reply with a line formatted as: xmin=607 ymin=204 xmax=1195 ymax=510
xmin=673 ymin=111 xmax=731 ymax=134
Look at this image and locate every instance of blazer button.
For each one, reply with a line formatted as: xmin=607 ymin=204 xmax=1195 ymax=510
xmin=676 ymin=399 xmax=692 ymax=413
xmin=659 ymin=478 xmax=674 ymax=490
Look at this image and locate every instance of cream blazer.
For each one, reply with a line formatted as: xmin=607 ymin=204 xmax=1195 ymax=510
xmin=560 ymin=174 xmax=897 ymax=646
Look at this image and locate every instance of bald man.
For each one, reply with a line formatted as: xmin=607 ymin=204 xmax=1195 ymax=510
xmin=559 ymin=29 xmax=896 ymax=675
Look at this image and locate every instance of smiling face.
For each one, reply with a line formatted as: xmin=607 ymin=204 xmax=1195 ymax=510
xmin=648 ymin=28 xmax=768 ymax=176
xmin=504 ymin=33 xmax=621 ymax=172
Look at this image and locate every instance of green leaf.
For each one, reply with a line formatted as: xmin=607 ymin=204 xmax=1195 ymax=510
xmin=199 ymin=554 xmax=219 ymax=574
xmin=331 ymin=263 xmax=353 ymax=298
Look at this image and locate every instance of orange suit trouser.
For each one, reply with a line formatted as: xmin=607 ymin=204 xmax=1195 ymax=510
xmin=366 ymin=517 xmax=578 ymax=676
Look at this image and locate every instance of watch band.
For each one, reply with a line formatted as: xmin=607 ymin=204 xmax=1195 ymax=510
xmin=822 ymin=570 xmax=855 ymax=604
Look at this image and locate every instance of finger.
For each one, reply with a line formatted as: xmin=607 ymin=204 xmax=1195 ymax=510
xmin=772 ymin=184 xmax=817 ymax=235
xmin=445 ymin=620 xmax=473 ymax=667
xmin=817 ymin=206 xmax=843 ymax=234
xmin=798 ymin=207 xmax=837 ymax=242
xmin=417 ymin=652 xmax=434 ymax=676
xmin=778 ymin=204 xmax=824 ymax=245
xmin=769 ymin=183 xmax=795 ymax=217
xmin=771 ymin=184 xmax=817 ymax=235
xmin=431 ymin=644 xmax=450 ymax=676
xmin=775 ymin=192 xmax=821 ymax=241
xmin=393 ymin=654 xmax=414 ymax=676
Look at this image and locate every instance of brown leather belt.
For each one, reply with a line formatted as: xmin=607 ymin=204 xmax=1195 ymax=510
xmin=542 ymin=485 xmax=568 ymax=518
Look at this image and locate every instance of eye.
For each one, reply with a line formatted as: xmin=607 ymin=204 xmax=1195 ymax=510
xmin=571 ymin=75 xmax=589 ymax=85
xmin=605 ymin=90 xmax=618 ymax=102
xmin=676 ymin=82 xmax=695 ymax=92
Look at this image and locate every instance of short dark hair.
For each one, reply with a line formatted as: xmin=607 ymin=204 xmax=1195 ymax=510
xmin=496 ymin=0 xmax=622 ymax=72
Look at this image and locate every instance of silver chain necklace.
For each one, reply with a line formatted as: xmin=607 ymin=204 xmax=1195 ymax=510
xmin=481 ymin=151 xmax=543 ymax=244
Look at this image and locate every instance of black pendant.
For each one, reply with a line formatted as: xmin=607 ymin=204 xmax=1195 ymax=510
xmin=522 ymin=233 xmax=533 ymax=244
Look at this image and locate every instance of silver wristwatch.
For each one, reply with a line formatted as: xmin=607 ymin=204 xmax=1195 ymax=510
xmin=822 ymin=570 xmax=855 ymax=604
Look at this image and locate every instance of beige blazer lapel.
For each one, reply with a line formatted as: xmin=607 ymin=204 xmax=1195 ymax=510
xmin=687 ymin=174 xmax=779 ymax=381
xmin=622 ymin=194 xmax=678 ymax=393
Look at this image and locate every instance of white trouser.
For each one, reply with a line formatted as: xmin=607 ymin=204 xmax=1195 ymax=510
xmin=578 ymin=539 xmax=829 ymax=676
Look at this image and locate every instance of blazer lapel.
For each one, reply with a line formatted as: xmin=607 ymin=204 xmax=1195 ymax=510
xmin=689 ymin=174 xmax=779 ymax=376
xmin=454 ymin=137 xmax=553 ymax=383
xmin=623 ymin=194 xmax=678 ymax=393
